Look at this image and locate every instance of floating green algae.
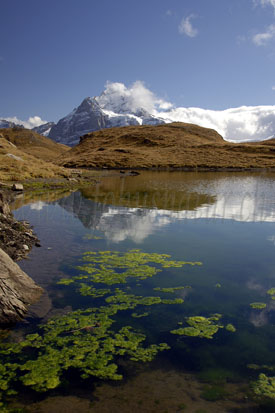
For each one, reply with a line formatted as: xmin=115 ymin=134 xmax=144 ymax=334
xmin=153 ymin=286 xmax=187 ymax=293
xmin=83 ymin=234 xmax=103 ymax=240
xmin=170 ymin=314 xmax=224 ymax=339
xmin=1 ymin=249 xmax=202 ymax=409
xmin=250 ymin=302 xmax=267 ymax=309
xmin=225 ymin=323 xmax=236 ymax=332
xmin=267 ymin=288 xmax=275 ymax=296
xmin=253 ymin=373 xmax=275 ymax=400
xmin=0 ymin=307 xmax=170 ymax=399
xmin=247 ymin=364 xmax=275 ymax=372
xmin=131 ymin=312 xmax=149 ymax=318
xmin=58 ymin=249 xmax=202 ymax=287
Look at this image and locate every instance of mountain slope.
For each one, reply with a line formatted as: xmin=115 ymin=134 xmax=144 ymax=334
xmin=0 ymin=131 xmax=69 ymax=181
xmin=57 ymin=122 xmax=275 ymax=170
xmin=32 ymin=122 xmax=55 ymax=136
xmin=0 ymin=128 xmax=69 ymax=161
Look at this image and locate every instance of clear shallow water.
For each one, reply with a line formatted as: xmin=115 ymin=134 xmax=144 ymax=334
xmin=6 ymin=171 xmax=275 ymax=411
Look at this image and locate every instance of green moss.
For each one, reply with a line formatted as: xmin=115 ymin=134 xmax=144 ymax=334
xmin=201 ymin=384 xmax=228 ymax=401
xmin=267 ymin=288 xmax=275 ymax=296
xmin=198 ymin=368 xmax=235 ymax=384
xmin=250 ymin=302 xmax=267 ymax=309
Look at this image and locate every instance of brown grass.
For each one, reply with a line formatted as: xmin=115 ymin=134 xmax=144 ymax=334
xmin=0 ymin=128 xmax=69 ymax=161
xmin=57 ymin=122 xmax=275 ymax=170
xmin=0 ymin=129 xmax=69 ymax=181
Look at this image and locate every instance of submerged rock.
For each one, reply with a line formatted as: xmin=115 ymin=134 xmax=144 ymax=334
xmin=0 ymin=248 xmax=43 ymax=324
xmin=0 ymin=189 xmax=43 ymax=324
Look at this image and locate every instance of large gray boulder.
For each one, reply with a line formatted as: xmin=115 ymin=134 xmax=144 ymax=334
xmin=0 ymin=248 xmax=43 ymax=324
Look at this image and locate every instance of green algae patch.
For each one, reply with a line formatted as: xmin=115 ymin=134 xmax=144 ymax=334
xmin=171 ymin=314 xmax=223 ymax=339
xmin=250 ymin=302 xmax=267 ymax=310
xmin=225 ymin=323 xmax=236 ymax=333
xmin=253 ymin=373 xmax=275 ymax=400
xmin=58 ymin=249 xmax=202 ymax=287
xmin=0 ymin=248 xmax=202 ymax=409
xmin=131 ymin=312 xmax=149 ymax=318
xmin=154 ymin=286 xmax=186 ymax=293
xmin=267 ymin=288 xmax=275 ymax=296
xmin=0 ymin=307 xmax=170 ymax=399
xmin=83 ymin=234 xmax=103 ymax=240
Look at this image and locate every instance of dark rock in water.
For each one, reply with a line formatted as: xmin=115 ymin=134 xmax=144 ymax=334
xmin=0 ymin=248 xmax=43 ymax=324
xmin=0 ymin=190 xmax=40 ymax=260
xmin=0 ymin=192 xmax=10 ymax=215
xmin=0 ymin=190 xmax=43 ymax=324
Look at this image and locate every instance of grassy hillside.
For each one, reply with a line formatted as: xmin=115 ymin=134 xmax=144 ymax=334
xmin=57 ymin=122 xmax=275 ymax=170
xmin=0 ymin=128 xmax=69 ymax=161
xmin=0 ymin=129 xmax=69 ymax=181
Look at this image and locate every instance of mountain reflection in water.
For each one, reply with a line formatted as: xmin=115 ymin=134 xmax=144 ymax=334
xmin=49 ymin=171 xmax=275 ymax=242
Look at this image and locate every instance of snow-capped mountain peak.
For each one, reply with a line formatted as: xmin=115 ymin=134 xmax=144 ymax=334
xmin=47 ymin=92 xmax=164 ymax=146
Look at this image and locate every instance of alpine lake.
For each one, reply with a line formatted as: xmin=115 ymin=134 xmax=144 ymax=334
xmin=2 ymin=171 xmax=275 ymax=412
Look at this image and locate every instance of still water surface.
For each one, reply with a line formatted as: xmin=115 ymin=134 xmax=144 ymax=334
xmin=9 ymin=171 xmax=275 ymax=411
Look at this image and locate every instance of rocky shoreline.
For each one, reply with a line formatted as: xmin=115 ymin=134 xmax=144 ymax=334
xmin=0 ymin=188 xmax=43 ymax=324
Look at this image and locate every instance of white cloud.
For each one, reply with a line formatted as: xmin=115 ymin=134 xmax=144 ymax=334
xmin=253 ymin=24 xmax=275 ymax=45
xmin=97 ymin=81 xmax=275 ymax=142
xmin=2 ymin=116 xmax=47 ymax=129
xmin=255 ymin=0 xmax=275 ymax=10
xmin=30 ymin=201 xmax=47 ymax=211
xmin=97 ymin=81 xmax=173 ymax=114
xmin=94 ymin=175 xmax=275 ymax=243
xmin=178 ymin=15 xmax=198 ymax=38
xmin=166 ymin=10 xmax=172 ymax=16
xmin=272 ymin=86 xmax=275 ymax=90
xmin=161 ymin=105 xmax=275 ymax=142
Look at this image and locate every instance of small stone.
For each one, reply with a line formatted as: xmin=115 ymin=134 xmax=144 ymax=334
xmin=23 ymin=245 xmax=29 ymax=251
xmin=6 ymin=153 xmax=23 ymax=161
xmin=12 ymin=183 xmax=24 ymax=191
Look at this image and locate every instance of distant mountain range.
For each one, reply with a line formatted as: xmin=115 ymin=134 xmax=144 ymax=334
xmin=2 ymin=82 xmax=275 ymax=145
xmin=0 ymin=119 xmax=25 ymax=129
xmin=47 ymin=96 xmax=165 ymax=146
xmin=1 ymin=93 xmax=166 ymax=146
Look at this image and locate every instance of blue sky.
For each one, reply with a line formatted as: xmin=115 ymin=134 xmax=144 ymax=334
xmin=1 ymin=0 xmax=275 ymax=124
